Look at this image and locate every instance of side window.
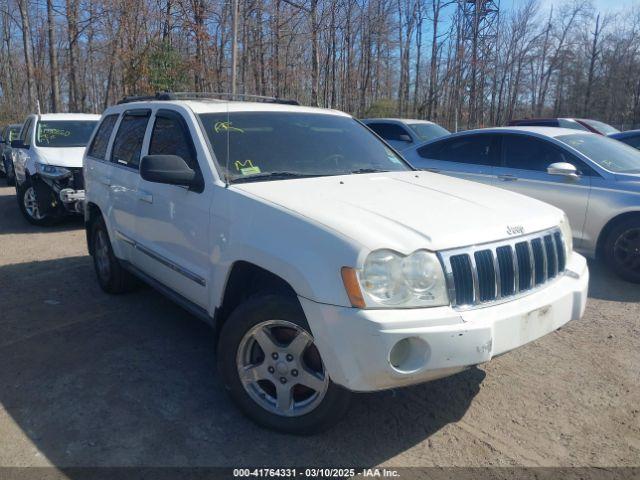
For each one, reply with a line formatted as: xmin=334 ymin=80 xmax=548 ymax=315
xmin=111 ymin=110 xmax=151 ymax=169
xmin=501 ymin=135 xmax=592 ymax=174
xmin=621 ymin=135 xmax=640 ymax=150
xmin=87 ymin=114 xmax=119 ymax=160
xmin=20 ymin=119 xmax=33 ymax=145
xmin=420 ymin=135 xmax=496 ymax=166
xmin=368 ymin=123 xmax=411 ymax=142
xmin=148 ymin=110 xmax=197 ymax=170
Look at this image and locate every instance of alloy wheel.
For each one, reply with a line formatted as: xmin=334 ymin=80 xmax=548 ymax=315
xmin=613 ymin=228 xmax=640 ymax=275
xmin=23 ymin=187 xmax=44 ymax=220
xmin=236 ymin=319 xmax=329 ymax=417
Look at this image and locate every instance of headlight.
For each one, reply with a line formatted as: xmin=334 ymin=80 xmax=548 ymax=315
xmin=357 ymin=249 xmax=448 ymax=308
xmin=559 ymin=214 xmax=573 ymax=261
xmin=35 ymin=162 xmax=71 ymax=178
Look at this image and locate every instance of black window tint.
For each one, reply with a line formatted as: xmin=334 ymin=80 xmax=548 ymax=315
xmin=87 ymin=115 xmax=118 ymax=160
xmin=368 ymin=123 xmax=411 ymax=141
xmin=423 ymin=135 xmax=496 ymax=166
xmin=417 ymin=141 xmax=444 ymax=159
xmin=148 ymin=112 xmax=196 ymax=169
xmin=111 ymin=110 xmax=150 ymax=168
xmin=502 ymin=135 xmax=579 ymax=172
xmin=20 ymin=119 xmax=32 ymax=144
xmin=620 ymin=135 xmax=640 ymax=150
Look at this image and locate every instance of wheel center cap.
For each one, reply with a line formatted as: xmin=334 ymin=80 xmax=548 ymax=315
xmin=276 ymin=361 xmax=289 ymax=375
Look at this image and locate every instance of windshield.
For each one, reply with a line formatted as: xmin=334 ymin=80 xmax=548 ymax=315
xmin=579 ymin=119 xmax=620 ymax=135
xmin=199 ymin=112 xmax=411 ymax=182
xmin=558 ymin=133 xmax=640 ymax=173
xmin=5 ymin=126 xmax=20 ymax=142
xmin=36 ymin=120 xmax=98 ymax=147
xmin=408 ymin=123 xmax=450 ymax=141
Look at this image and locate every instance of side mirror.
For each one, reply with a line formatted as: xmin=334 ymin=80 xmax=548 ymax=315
xmin=11 ymin=139 xmax=27 ymax=149
xmin=547 ymin=162 xmax=578 ymax=178
xmin=140 ymin=154 xmax=196 ymax=187
xmin=399 ymin=134 xmax=413 ymax=143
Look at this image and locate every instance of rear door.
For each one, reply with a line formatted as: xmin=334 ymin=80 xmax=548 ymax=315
xmin=108 ymin=109 xmax=151 ymax=262
xmin=132 ymin=108 xmax=211 ymax=308
xmin=85 ymin=114 xmax=119 ymax=227
xmin=492 ymin=133 xmax=592 ymax=245
xmin=409 ymin=133 xmax=499 ymax=185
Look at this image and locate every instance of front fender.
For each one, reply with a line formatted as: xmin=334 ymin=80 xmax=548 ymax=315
xmin=210 ymin=187 xmax=363 ymax=310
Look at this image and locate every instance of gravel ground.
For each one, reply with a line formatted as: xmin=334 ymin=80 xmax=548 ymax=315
xmin=0 ymin=184 xmax=638 ymax=469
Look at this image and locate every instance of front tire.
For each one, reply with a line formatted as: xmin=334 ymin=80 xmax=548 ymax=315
xmin=603 ymin=217 xmax=640 ymax=283
xmin=91 ymin=217 xmax=138 ymax=293
xmin=4 ymin=157 xmax=15 ymax=186
xmin=217 ymin=294 xmax=351 ymax=434
xmin=16 ymin=180 xmax=56 ymax=226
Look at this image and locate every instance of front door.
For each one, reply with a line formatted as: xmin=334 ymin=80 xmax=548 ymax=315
xmin=493 ymin=133 xmax=592 ymax=246
xmin=132 ymin=108 xmax=211 ymax=308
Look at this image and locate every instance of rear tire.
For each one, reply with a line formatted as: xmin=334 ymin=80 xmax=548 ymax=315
xmin=4 ymin=157 xmax=15 ymax=186
xmin=603 ymin=217 xmax=640 ymax=283
xmin=91 ymin=217 xmax=138 ymax=293
xmin=217 ymin=294 xmax=351 ymax=435
xmin=16 ymin=180 xmax=57 ymax=226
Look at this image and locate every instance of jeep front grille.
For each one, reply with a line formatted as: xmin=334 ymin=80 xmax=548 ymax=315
xmin=439 ymin=228 xmax=567 ymax=309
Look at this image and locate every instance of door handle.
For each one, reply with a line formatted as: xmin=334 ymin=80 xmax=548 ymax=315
xmin=98 ymin=176 xmax=111 ymax=186
xmin=137 ymin=190 xmax=153 ymax=203
xmin=498 ymin=174 xmax=517 ymax=182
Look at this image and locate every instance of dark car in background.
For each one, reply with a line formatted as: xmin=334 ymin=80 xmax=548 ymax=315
xmin=609 ymin=130 xmax=640 ymax=150
xmin=0 ymin=123 xmax=22 ymax=185
xmin=361 ymin=118 xmax=450 ymax=151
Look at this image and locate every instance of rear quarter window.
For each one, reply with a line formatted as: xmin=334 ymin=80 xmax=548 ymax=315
xmin=87 ymin=114 xmax=119 ymax=160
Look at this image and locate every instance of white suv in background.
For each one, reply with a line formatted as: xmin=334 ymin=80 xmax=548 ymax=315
xmin=12 ymin=113 xmax=100 ymax=225
xmin=84 ymin=94 xmax=588 ymax=434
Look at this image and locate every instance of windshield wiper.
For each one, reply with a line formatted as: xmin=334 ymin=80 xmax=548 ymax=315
xmin=230 ymin=171 xmax=324 ymax=184
xmin=349 ymin=168 xmax=392 ymax=174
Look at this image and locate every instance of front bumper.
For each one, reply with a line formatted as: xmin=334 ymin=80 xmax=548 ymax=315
xmin=301 ymin=253 xmax=588 ymax=392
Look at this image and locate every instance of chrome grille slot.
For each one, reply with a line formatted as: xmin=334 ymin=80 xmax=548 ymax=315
xmin=496 ymin=245 xmax=515 ymax=297
xmin=450 ymin=254 xmax=474 ymax=306
xmin=544 ymin=234 xmax=558 ymax=278
xmin=515 ymin=241 xmax=533 ymax=291
xmin=554 ymin=231 xmax=566 ymax=271
xmin=531 ymin=238 xmax=546 ymax=285
xmin=440 ymin=227 xmax=566 ymax=309
xmin=474 ymin=250 xmax=496 ymax=302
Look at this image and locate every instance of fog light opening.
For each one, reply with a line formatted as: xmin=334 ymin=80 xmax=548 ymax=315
xmin=389 ymin=337 xmax=430 ymax=373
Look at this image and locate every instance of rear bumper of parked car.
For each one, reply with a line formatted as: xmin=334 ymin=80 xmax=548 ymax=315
xmin=301 ymin=253 xmax=588 ymax=392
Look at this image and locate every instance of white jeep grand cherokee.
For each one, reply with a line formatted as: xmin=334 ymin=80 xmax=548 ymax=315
xmin=84 ymin=94 xmax=589 ymax=434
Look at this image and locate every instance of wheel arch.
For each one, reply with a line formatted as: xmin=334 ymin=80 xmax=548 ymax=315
xmin=85 ymin=202 xmax=104 ymax=255
xmin=596 ymin=211 xmax=640 ymax=258
xmin=215 ymin=261 xmax=301 ymax=339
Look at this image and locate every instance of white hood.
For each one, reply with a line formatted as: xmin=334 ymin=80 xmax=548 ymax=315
xmin=234 ymin=171 xmax=564 ymax=253
xmin=35 ymin=147 xmax=86 ymax=168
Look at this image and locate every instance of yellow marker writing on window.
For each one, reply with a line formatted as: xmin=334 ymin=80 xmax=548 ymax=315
xmin=234 ymin=160 xmax=261 ymax=175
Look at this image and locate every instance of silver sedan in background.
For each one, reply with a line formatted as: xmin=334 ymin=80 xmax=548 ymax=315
xmin=404 ymin=127 xmax=640 ymax=282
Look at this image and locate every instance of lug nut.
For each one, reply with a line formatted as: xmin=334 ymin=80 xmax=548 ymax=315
xmin=291 ymin=369 xmax=298 ymax=377
xmin=286 ymin=354 xmax=293 ymax=361
xmin=272 ymin=352 xmax=279 ymax=360
xmin=280 ymin=377 xmax=287 ymax=384
xmin=268 ymin=366 xmax=275 ymax=374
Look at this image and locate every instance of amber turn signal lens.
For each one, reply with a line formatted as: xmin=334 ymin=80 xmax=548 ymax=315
xmin=341 ymin=267 xmax=366 ymax=308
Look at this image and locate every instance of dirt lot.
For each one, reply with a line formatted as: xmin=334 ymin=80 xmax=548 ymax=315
xmin=0 ymin=184 xmax=638 ymax=469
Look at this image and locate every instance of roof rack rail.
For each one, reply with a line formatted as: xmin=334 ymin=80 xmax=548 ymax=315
xmin=117 ymin=92 xmax=300 ymax=106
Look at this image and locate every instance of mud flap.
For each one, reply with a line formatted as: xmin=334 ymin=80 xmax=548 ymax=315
xmin=32 ymin=176 xmax=58 ymax=215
